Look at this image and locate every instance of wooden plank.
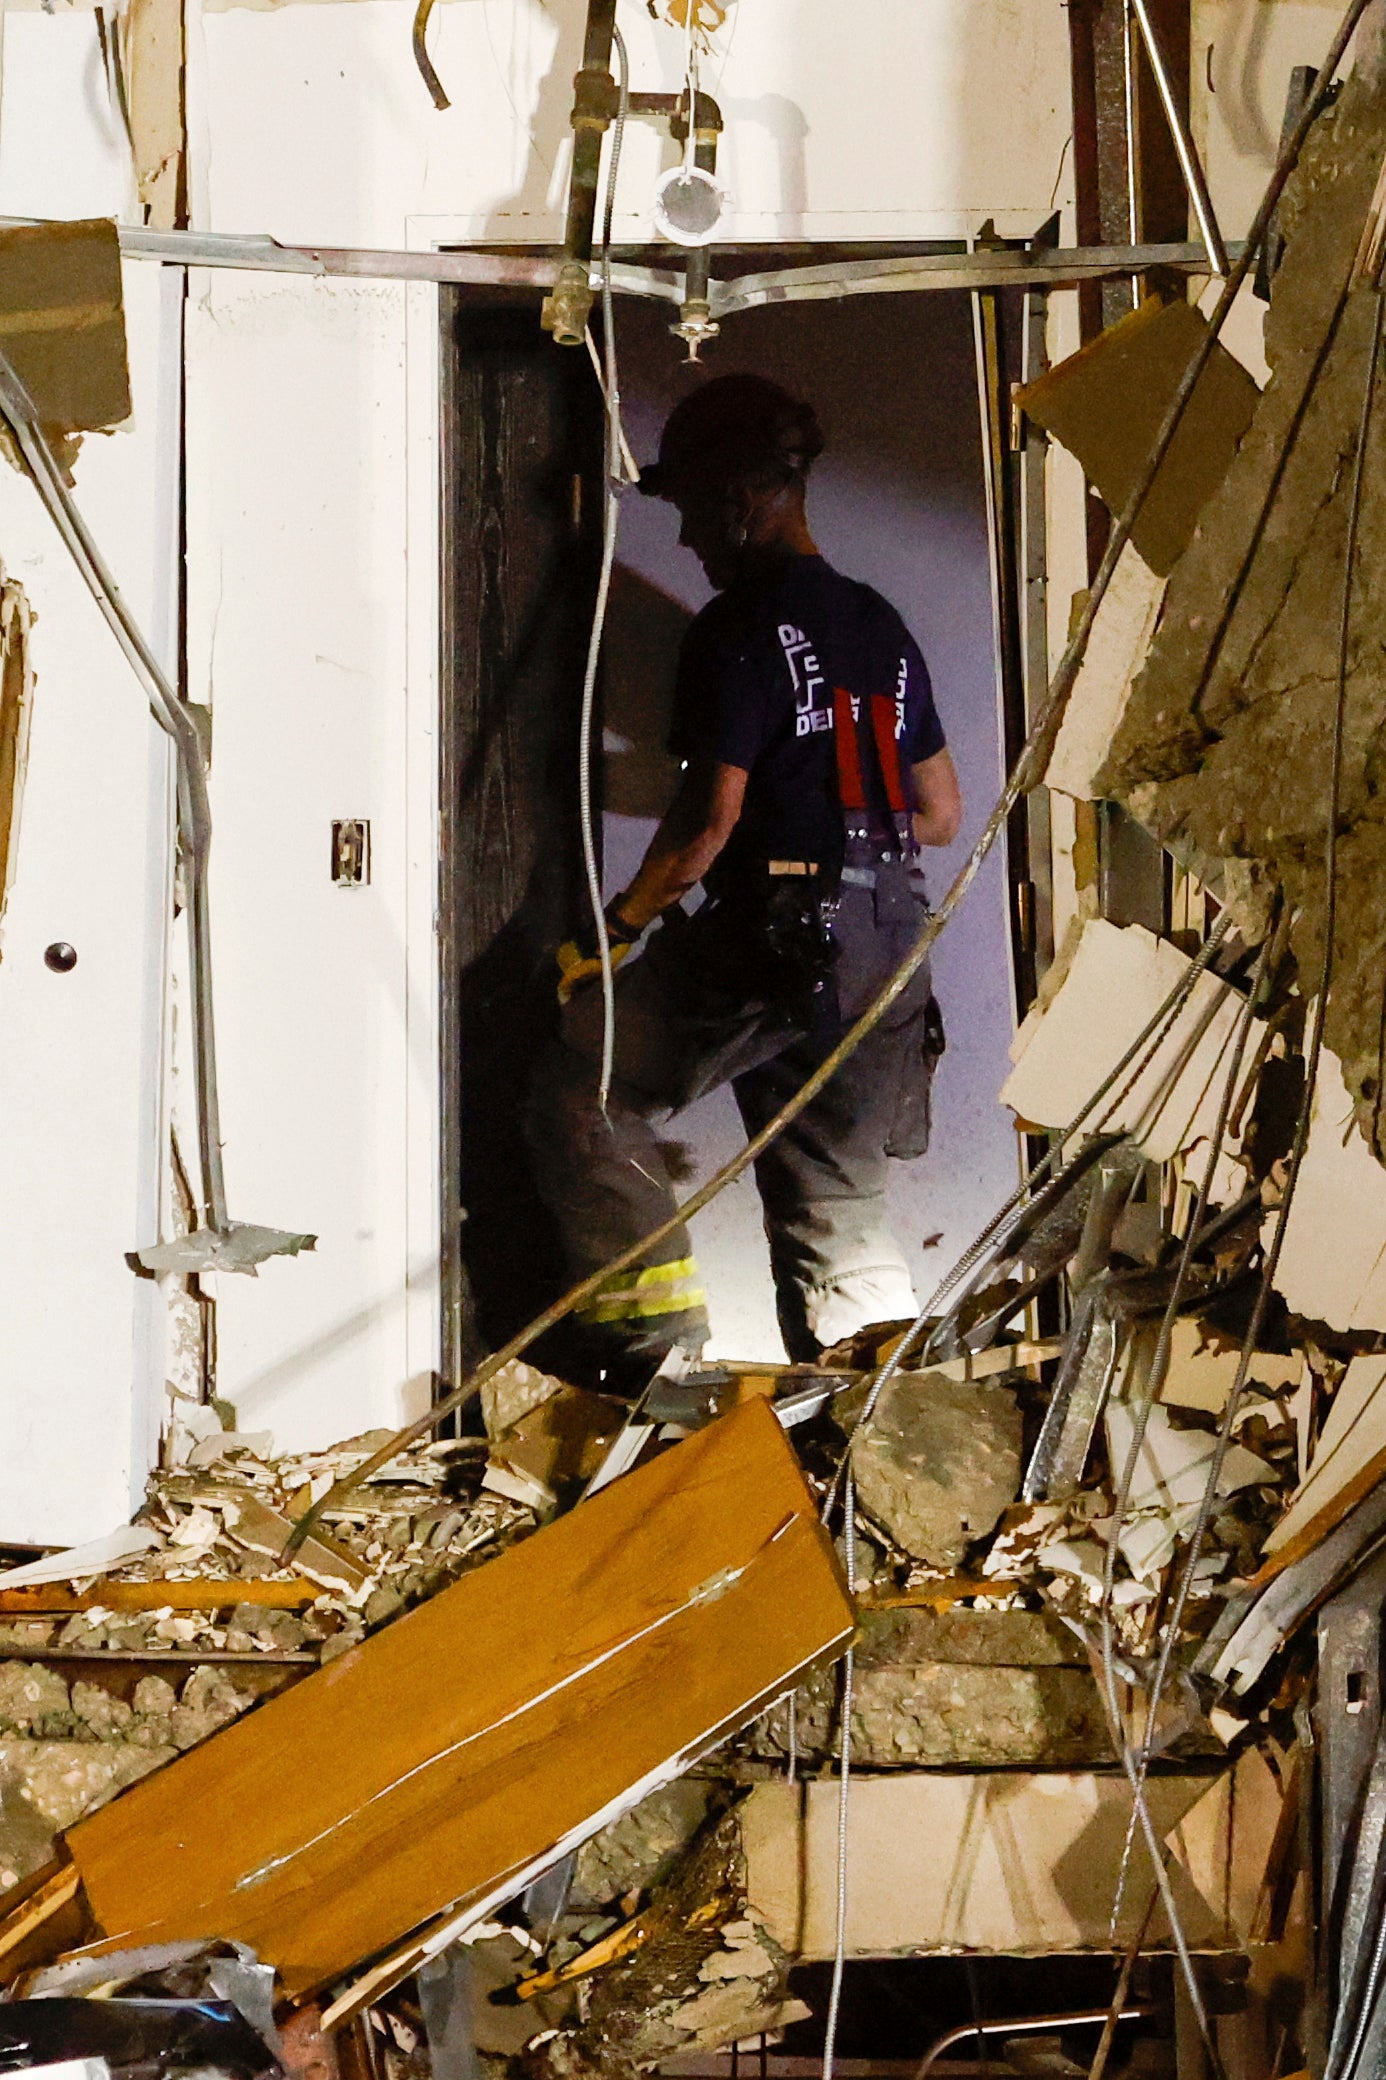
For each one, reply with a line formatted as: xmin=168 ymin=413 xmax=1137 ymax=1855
xmin=0 ymin=1862 xmax=80 ymax=1971
xmin=0 ymin=1580 xmax=319 ymax=1615
xmin=63 ymin=1402 xmax=852 ymax=1999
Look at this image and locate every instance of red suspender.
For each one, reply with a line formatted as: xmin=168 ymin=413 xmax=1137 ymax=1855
xmin=870 ymin=694 xmax=908 ymax=813
xmin=832 ymin=687 xmax=906 ymax=815
xmin=833 ymin=687 xmax=866 ymax=808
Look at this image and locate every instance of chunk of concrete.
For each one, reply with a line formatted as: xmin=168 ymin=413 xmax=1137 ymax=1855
xmin=752 ymin=1608 xmax=1108 ymax=1768
xmin=571 ymin=1780 xmax=713 ymax=1911
xmin=850 ymin=1374 xmax=1022 ymax=1565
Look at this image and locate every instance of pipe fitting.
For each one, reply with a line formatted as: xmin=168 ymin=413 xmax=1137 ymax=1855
xmin=542 ymin=258 xmax=595 ymax=347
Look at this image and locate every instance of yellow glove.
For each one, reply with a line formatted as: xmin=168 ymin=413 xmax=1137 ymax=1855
xmin=556 ymin=901 xmax=640 ymax=1006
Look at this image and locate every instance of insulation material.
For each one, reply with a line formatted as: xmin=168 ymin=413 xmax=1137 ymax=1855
xmin=739 ymin=1770 xmax=1261 ymax=1956
xmin=0 ymin=572 xmax=33 ymax=954
xmin=1045 ymin=544 xmax=1166 ymax=801
xmin=1000 ymin=918 xmax=1244 ymax=1161
xmin=0 ymin=221 xmax=129 ymax=440
xmin=1264 ymin=1354 xmax=1386 ymax=1557
xmin=56 ymin=1401 xmax=853 ymax=1999
xmin=1015 ymin=296 xmax=1261 ymax=577
xmin=1271 ymin=1046 xmax=1386 ymax=1331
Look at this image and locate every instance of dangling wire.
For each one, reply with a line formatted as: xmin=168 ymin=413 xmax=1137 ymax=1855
xmin=575 ymin=20 xmax=631 ymax=1112
xmin=821 ymin=1467 xmax=856 ymax=2080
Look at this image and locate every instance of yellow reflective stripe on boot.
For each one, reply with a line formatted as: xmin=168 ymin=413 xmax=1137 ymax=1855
xmin=577 ymin=1256 xmax=707 ymax=1326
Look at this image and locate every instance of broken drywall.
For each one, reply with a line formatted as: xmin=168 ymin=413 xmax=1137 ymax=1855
xmin=1096 ymin=29 xmax=1386 ymax=1158
xmin=0 ymin=570 xmax=33 ymax=956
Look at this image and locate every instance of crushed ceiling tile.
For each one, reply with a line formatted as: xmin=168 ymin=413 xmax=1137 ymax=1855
xmin=1016 ymin=294 xmax=1261 ymax=576
xmin=1095 ymin=32 xmax=1386 ymax=1154
xmin=1269 ymin=1045 xmax=1386 ymax=1329
xmin=1046 ymin=543 xmax=1166 ymax=802
xmin=1001 ymin=917 xmax=1245 ymax=1162
xmin=1264 ymin=1352 xmax=1386 ymax=1556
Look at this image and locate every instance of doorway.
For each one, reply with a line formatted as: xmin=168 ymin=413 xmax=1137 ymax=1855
xmin=441 ymin=279 xmax=1020 ymax=1371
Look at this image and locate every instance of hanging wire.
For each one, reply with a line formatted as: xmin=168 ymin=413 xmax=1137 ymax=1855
xmin=821 ymin=1466 xmax=857 ymax=2080
xmin=286 ymin=0 xmax=1371 ymax=1560
xmin=575 ymin=20 xmax=632 ymax=1112
xmin=1100 ymin=910 xmax=1282 ymax=1939
xmin=1136 ymin=285 xmax=1386 ymax=2008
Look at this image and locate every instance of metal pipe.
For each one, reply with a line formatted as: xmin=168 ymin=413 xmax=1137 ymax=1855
xmin=914 ymin=2009 xmax=1152 ymax=2080
xmin=1128 ymin=0 xmax=1228 ymax=276
xmin=0 ymin=347 xmax=229 ymax=1233
xmin=674 ymin=98 xmax=724 ymax=358
xmin=0 ymin=217 xmax=1240 ymax=301
xmin=542 ymin=0 xmax=619 ymax=344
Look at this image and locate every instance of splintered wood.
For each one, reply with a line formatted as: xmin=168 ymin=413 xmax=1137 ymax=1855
xmin=48 ymin=1402 xmax=852 ymax=2000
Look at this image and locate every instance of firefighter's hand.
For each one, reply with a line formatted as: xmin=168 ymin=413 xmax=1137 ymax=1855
xmin=556 ymin=900 xmax=641 ymax=1005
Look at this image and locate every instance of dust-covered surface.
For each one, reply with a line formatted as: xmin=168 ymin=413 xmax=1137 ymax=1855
xmin=1096 ymin=31 xmax=1386 ymax=1152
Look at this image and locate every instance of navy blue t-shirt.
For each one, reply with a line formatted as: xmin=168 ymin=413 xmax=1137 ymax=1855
xmin=668 ymin=554 xmax=945 ymax=890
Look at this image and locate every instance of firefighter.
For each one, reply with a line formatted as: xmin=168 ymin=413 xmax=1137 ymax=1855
xmin=526 ymin=373 xmax=962 ymax=1387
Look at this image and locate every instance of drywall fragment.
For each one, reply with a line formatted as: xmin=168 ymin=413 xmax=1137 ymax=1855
xmin=1047 ymin=544 xmax=1166 ymax=801
xmin=54 ymin=1402 xmax=853 ymax=2000
xmin=850 ymin=1372 xmax=1022 ymax=1565
xmin=0 ymin=221 xmax=129 ymax=443
xmin=1106 ymin=1400 xmax=1271 ymax=1519
xmin=0 ymin=1529 xmax=160 ymax=1592
xmin=1271 ymin=1048 xmax=1386 ymax=1330
xmin=1001 ymin=917 xmax=1244 ymax=1162
xmin=123 ymin=0 xmax=184 ymax=230
xmin=739 ymin=1771 xmax=1245 ymax=1956
xmin=1016 ymin=296 xmax=1260 ymax=576
xmin=1157 ymin=1320 xmax=1300 ymax=1414
xmin=1264 ymin=1354 xmax=1386 ymax=1556
xmin=0 ymin=571 xmax=33 ymax=958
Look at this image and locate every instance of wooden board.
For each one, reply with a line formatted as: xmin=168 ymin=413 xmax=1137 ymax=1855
xmin=63 ymin=1401 xmax=852 ymax=1998
xmin=0 ymin=1580 xmax=319 ymax=1615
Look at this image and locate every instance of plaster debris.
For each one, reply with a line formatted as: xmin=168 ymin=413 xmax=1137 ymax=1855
xmin=1046 ymin=543 xmax=1167 ymax=802
xmin=1001 ymin=917 xmax=1245 ymax=1162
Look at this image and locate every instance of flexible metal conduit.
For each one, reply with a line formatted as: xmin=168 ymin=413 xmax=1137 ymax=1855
xmin=913 ymin=2008 xmax=1152 ymax=2080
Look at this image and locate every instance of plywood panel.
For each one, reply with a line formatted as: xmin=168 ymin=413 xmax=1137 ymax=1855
xmin=66 ymin=1402 xmax=852 ymax=1997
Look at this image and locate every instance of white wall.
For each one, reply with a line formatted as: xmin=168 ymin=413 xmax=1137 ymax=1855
xmin=0 ymin=13 xmax=178 ymax=1540
xmin=0 ymin=0 xmax=1074 ymax=1503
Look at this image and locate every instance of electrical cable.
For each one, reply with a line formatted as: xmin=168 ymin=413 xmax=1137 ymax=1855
xmin=1100 ymin=911 xmax=1282 ymax=1939
xmin=576 ymin=19 xmax=631 ymax=1113
xmin=287 ymin=0 xmax=1368 ymax=1557
xmin=411 ymin=0 xmax=450 ymax=111
xmin=820 ymin=1465 xmax=856 ymax=2080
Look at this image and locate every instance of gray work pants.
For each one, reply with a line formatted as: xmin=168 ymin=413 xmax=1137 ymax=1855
xmin=525 ymin=878 xmax=941 ymax=1370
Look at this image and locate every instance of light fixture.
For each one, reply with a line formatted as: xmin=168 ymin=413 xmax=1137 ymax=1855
xmin=653 ymin=163 xmax=726 ymax=247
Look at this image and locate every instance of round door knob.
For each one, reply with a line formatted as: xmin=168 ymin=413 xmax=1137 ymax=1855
xmin=44 ymin=942 xmax=77 ymax=973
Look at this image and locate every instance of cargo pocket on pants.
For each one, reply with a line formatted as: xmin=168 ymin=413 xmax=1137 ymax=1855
xmin=884 ymin=994 xmax=946 ymax=1160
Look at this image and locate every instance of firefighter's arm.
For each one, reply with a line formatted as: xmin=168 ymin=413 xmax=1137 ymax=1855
xmin=614 ymin=760 xmax=749 ymax=931
xmin=910 ymin=747 xmax=963 ymax=847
